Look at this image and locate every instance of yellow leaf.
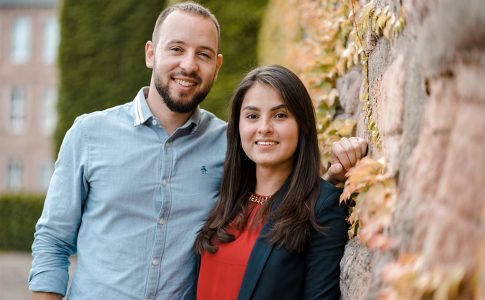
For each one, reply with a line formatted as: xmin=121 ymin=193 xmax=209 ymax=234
xmin=371 ymin=8 xmax=381 ymax=31
xmin=383 ymin=15 xmax=395 ymax=39
xmin=376 ymin=13 xmax=390 ymax=34
xmin=336 ymin=119 xmax=356 ymax=136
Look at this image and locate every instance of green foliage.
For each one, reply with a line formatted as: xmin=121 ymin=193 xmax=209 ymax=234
xmin=0 ymin=194 xmax=45 ymax=251
xmin=195 ymin=0 xmax=269 ymax=120
xmin=55 ymin=0 xmax=165 ymax=152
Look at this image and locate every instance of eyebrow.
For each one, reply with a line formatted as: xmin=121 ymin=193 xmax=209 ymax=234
xmin=166 ymin=40 xmax=216 ymax=55
xmin=241 ymin=104 xmax=287 ymax=112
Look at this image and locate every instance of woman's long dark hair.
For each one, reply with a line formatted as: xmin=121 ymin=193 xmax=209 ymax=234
xmin=195 ymin=65 xmax=321 ymax=254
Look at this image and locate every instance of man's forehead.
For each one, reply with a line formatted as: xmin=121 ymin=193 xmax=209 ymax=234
xmin=162 ymin=11 xmax=217 ymax=32
xmin=157 ymin=11 xmax=219 ymax=50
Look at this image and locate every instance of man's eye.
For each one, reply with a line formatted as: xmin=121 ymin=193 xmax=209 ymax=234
xmin=199 ymin=52 xmax=211 ymax=59
xmin=170 ymin=47 xmax=182 ymax=52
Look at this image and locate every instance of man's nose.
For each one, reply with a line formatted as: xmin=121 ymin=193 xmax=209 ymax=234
xmin=179 ymin=53 xmax=198 ymax=73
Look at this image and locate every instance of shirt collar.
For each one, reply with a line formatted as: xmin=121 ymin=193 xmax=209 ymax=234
xmin=132 ymin=87 xmax=202 ymax=134
xmin=133 ymin=87 xmax=154 ymax=126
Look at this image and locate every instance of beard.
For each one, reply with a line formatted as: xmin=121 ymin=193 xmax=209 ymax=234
xmin=154 ymin=71 xmax=212 ymax=114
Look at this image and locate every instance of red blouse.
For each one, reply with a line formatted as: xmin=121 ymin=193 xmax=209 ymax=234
xmin=197 ymin=203 xmax=264 ymax=300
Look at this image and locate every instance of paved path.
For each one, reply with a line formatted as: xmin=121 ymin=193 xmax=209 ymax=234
xmin=0 ymin=252 xmax=76 ymax=300
xmin=0 ymin=252 xmax=32 ymax=300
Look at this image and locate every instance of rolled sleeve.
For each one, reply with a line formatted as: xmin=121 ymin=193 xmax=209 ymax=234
xmin=29 ymin=117 xmax=89 ymax=295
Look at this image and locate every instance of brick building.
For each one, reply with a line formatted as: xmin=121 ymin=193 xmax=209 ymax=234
xmin=0 ymin=0 xmax=59 ymax=193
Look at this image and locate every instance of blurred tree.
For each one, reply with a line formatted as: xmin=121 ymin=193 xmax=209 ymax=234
xmin=55 ymin=0 xmax=165 ymax=152
xmin=56 ymin=0 xmax=268 ymax=152
xmin=192 ymin=0 xmax=269 ymax=120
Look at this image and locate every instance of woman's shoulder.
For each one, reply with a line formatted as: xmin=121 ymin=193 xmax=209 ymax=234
xmin=315 ymin=178 xmax=344 ymax=214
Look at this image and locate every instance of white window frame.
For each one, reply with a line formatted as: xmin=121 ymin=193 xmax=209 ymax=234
xmin=7 ymin=160 xmax=23 ymax=191
xmin=11 ymin=16 xmax=32 ymax=64
xmin=43 ymin=17 xmax=59 ymax=64
xmin=41 ymin=87 xmax=57 ymax=135
xmin=9 ymin=86 xmax=27 ymax=134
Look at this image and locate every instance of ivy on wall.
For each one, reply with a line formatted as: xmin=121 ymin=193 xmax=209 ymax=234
xmin=340 ymin=157 xmax=396 ymax=251
xmin=278 ymin=0 xmax=481 ymax=299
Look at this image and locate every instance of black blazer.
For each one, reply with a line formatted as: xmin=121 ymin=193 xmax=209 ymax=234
xmin=237 ymin=179 xmax=347 ymax=300
xmin=195 ymin=178 xmax=348 ymax=300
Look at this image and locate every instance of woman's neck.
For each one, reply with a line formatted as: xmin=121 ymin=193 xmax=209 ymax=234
xmin=254 ymin=165 xmax=292 ymax=196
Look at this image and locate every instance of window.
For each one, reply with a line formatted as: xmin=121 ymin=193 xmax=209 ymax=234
xmin=41 ymin=87 xmax=57 ymax=134
xmin=43 ymin=17 xmax=59 ymax=64
xmin=11 ymin=17 xmax=31 ymax=63
xmin=7 ymin=160 xmax=23 ymax=191
xmin=39 ymin=161 xmax=53 ymax=190
xmin=10 ymin=87 xmax=27 ymax=134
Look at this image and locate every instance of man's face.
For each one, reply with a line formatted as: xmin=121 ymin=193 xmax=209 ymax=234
xmin=146 ymin=11 xmax=222 ymax=113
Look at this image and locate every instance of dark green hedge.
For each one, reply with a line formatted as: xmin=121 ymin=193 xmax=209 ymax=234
xmin=55 ymin=0 xmax=166 ymax=152
xmin=197 ymin=0 xmax=269 ymax=120
xmin=0 ymin=194 xmax=45 ymax=251
xmin=55 ymin=0 xmax=268 ymax=152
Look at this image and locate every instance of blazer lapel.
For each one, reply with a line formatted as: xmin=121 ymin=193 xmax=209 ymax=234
xmin=238 ymin=179 xmax=290 ymax=300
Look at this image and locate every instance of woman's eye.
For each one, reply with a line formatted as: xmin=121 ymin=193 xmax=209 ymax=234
xmin=246 ymin=113 xmax=258 ymax=120
xmin=274 ymin=112 xmax=288 ymax=119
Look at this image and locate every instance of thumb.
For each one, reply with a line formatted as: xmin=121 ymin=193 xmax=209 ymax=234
xmin=328 ymin=163 xmax=344 ymax=177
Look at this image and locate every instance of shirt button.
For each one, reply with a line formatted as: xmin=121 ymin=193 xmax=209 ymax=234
xmin=152 ymin=258 xmax=159 ymax=266
xmin=151 ymin=119 xmax=157 ymax=125
xmin=158 ymin=218 xmax=165 ymax=225
xmin=162 ymin=179 xmax=167 ymax=186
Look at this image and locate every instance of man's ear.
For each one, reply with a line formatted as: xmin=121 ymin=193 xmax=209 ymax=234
xmin=145 ymin=41 xmax=155 ymax=69
xmin=214 ymin=54 xmax=223 ymax=81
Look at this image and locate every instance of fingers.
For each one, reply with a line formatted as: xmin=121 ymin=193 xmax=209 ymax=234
xmin=328 ymin=162 xmax=343 ymax=177
xmin=356 ymin=137 xmax=368 ymax=156
xmin=331 ymin=141 xmax=352 ymax=171
xmin=327 ymin=163 xmax=346 ymax=183
xmin=348 ymin=137 xmax=362 ymax=160
xmin=331 ymin=137 xmax=369 ymax=171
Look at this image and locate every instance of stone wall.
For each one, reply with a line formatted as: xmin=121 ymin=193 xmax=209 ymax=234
xmin=260 ymin=0 xmax=484 ymax=298
xmin=339 ymin=0 xmax=485 ymax=298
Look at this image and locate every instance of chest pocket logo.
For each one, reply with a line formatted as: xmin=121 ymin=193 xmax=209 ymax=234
xmin=201 ymin=166 xmax=208 ymax=174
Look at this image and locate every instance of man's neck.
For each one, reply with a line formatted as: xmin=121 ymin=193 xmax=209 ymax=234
xmin=146 ymin=87 xmax=194 ymax=135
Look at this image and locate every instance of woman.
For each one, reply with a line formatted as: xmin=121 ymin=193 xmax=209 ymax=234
xmin=195 ymin=65 xmax=348 ymax=300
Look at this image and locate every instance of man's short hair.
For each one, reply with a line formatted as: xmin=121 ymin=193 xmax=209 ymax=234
xmin=152 ymin=1 xmax=220 ymax=49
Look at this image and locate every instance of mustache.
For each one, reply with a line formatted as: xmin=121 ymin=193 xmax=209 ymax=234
xmin=172 ymin=71 xmax=202 ymax=83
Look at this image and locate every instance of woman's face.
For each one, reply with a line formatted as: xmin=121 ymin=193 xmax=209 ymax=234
xmin=239 ymin=83 xmax=299 ymax=173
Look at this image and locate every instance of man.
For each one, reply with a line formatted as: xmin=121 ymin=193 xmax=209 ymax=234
xmin=29 ymin=2 xmax=366 ymax=299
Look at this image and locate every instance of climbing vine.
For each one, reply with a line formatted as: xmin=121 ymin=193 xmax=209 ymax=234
xmin=296 ymin=0 xmax=405 ymax=168
xmin=296 ymin=0 xmax=356 ymax=171
xmin=379 ymin=253 xmax=477 ymax=300
xmin=345 ymin=0 xmax=405 ymax=148
xmin=297 ymin=0 xmax=404 ymax=247
xmin=340 ymin=156 xmax=397 ymax=251
xmin=292 ymin=1 xmax=482 ymax=299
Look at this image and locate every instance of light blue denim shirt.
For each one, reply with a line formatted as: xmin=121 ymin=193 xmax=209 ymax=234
xmin=29 ymin=87 xmax=227 ymax=299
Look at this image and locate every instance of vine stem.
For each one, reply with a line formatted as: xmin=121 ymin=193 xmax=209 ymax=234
xmin=349 ymin=0 xmax=364 ymax=49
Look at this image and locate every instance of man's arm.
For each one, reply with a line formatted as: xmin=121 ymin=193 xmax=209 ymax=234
xmin=324 ymin=137 xmax=368 ymax=184
xmin=32 ymin=292 xmax=62 ymax=300
xmin=29 ymin=118 xmax=89 ymax=296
